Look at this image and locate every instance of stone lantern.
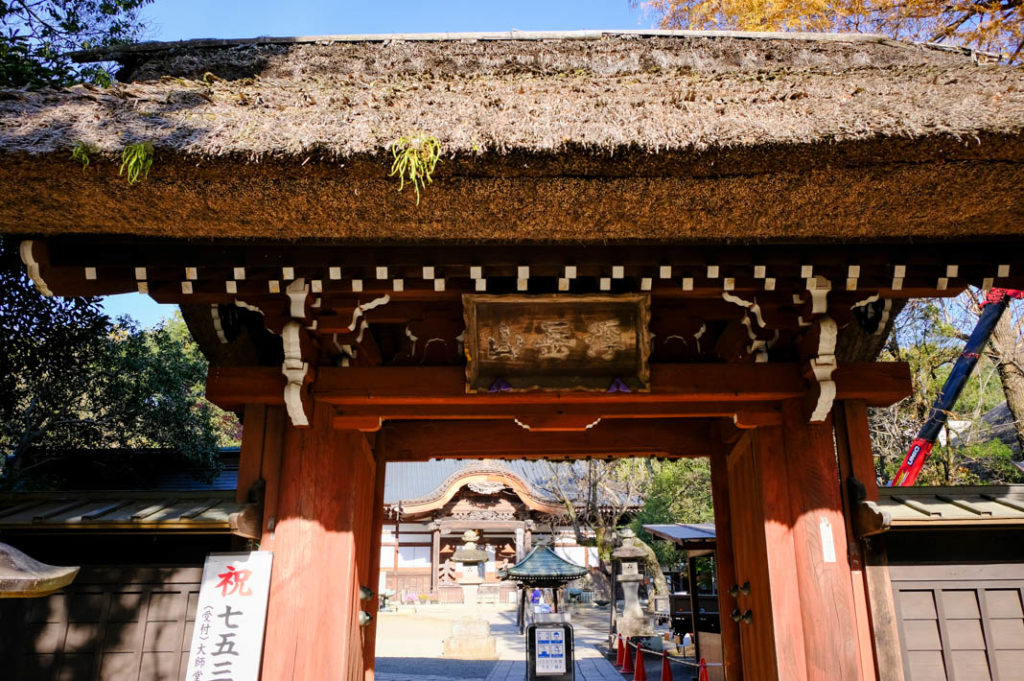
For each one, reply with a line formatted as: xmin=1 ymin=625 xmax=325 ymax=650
xmin=612 ymin=528 xmax=653 ymax=637
xmin=443 ymin=530 xmax=497 ymax=659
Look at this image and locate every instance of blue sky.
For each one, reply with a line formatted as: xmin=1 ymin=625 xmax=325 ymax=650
xmin=102 ymin=0 xmax=651 ymax=327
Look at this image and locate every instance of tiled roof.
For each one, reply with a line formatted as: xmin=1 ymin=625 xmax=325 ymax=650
xmin=384 ymin=459 xmax=560 ymax=505
xmin=877 ymin=485 xmax=1024 ymax=526
xmin=0 ymin=491 xmax=256 ymax=536
xmin=501 ymin=545 xmax=588 ymax=585
xmin=643 ymin=523 xmax=717 ymax=545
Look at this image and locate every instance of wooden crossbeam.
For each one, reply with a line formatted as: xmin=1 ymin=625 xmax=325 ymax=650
xmin=379 ymin=419 xmax=714 ymax=460
xmin=206 ymin=362 xmax=911 ymax=415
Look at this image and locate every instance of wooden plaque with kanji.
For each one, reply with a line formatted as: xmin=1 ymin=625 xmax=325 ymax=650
xmin=463 ymin=294 xmax=651 ymax=392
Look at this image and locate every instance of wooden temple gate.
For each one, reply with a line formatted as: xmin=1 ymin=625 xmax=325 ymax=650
xmin=3 ymin=29 xmax=1024 ymax=681
xmin=20 ymin=236 xmax=1017 ymax=681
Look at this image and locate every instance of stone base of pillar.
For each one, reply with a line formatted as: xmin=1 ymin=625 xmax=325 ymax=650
xmin=442 ymin=618 xmax=498 ymax=660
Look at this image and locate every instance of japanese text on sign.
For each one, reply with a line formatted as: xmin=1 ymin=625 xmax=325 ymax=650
xmin=184 ymin=552 xmax=273 ymax=681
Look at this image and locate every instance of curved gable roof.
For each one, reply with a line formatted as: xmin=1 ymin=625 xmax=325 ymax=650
xmin=386 ymin=460 xmax=564 ymax=516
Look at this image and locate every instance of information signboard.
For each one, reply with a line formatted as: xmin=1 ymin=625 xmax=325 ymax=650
xmin=183 ymin=551 xmax=274 ymax=681
xmin=527 ymin=623 xmax=575 ymax=681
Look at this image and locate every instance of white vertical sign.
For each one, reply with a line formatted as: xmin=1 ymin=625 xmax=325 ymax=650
xmin=535 ymin=626 xmax=567 ymax=675
xmin=819 ymin=517 xmax=837 ymax=564
xmin=184 ymin=551 xmax=274 ymax=681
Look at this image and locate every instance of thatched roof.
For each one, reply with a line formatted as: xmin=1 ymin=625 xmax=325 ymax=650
xmin=1 ymin=31 xmax=1022 ymax=243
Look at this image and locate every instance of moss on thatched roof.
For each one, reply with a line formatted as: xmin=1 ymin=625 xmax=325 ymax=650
xmin=4 ymin=32 xmax=1020 ymax=159
xmin=0 ymin=31 xmax=1022 ymax=243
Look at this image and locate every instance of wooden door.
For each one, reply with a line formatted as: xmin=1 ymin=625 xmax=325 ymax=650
xmin=726 ymin=436 xmax=779 ymax=681
xmin=891 ymin=564 xmax=1024 ymax=681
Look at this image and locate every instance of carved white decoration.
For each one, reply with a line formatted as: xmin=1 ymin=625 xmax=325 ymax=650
xmin=659 ymin=265 xmax=672 ymax=279
xmin=946 ymin=264 xmax=959 ymax=278
xmin=764 ymin=277 xmax=776 ymax=291
xmin=211 ymin=305 xmax=228 ymax=344
xmin=753 ymin=265 xmax=766 ymax=279
xmin=514 ymin=417 xmax=601 ymax=431
xmin=806 ymin=275 xmax=831 ymax=314
xmin=181 ymin=282 xmax=193 ymax=294
xmin=226 ymin=281 xmax=238 ymax=294
xmin=466 ymin=481 xmax=507 ymax=495
xmin=18 ymin=241 xmax=53 ymax=296
xmin=612 ymin=265 xmax=624 ymax=279
xmin=134 ymin=267 xmax=147 ymax=280
xmin=434 ymin=279 xmax=445 ymax=292
xmin=185 ymin=267 xmax=197 ymax=280
xmin=564 ymin=265 xmax=577 ymax=279
xmin=682 ymin=277 xmax=693 ymax=291
xmin=234 ymin=267 xmax=246 ymax=280
xmin=422 ymin=266 xmax=435 ymax=279
xmin=235 ymin=300 xmax=263 ymax=315
xmin=722 ymin=292 xmax=766 ymax=328
xmin=286 ymin=278 xmax=309 ymax=318
xmin=851 ymin=294 xmax=893 ymax=336
xmin=342 ymin=294 xmax=390 ymax=334
xmin=808 ymin=316 xmax=838 ymax=423
xmin=599 ymin=278 xmax=611 ymax=291
xmin=282 ymin=266 xmax=295 ymax=280
xmin=281 ymin=321 xmax=310 ymax=427
xmin=641 ymin=277 xmax=652 ymax=291
xmin=706 ymin=265 xmax=719 ymax=278
xmin=328 ymin=267 xmax=341 ymax=280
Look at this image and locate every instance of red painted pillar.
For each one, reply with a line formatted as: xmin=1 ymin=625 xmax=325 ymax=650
xmin=255 ymin=403 xmax=379 ymax=681
xmin=725 ymin=402 xmax=866 ymax=681
xmin=778 ymin=400 xmax=863 ymax=681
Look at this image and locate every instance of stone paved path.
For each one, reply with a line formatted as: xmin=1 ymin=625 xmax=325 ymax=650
xmin=375 ymin=603 xmax=621 ymax=681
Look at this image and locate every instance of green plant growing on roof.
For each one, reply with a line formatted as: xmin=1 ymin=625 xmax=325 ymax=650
xmin=119 ymin=142 xmax=154 ymax=185
xmin=388 ymin=133 xmax=441 ymax=205
xmin=70 ymin=141 xmax=94 ymax=172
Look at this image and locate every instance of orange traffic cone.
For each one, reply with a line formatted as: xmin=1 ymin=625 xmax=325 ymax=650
xmin=698 ymin=658 xmax=709 ymax=681
xmin=660 ymin=650 xmax=673 ymax=681
xmin=621 ymin=639 xmax=634 ymax=674
xmin=633 ymin=644 xmax=647 ymax=681
xmin=616 ymin=635 xmax=625 ymax=667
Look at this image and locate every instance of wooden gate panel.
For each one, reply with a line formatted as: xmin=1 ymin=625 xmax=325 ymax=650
xmin=0 ymin=567 xmax=201 ymax=681
xmin=726 ymin=434 xmax=781 ymax=681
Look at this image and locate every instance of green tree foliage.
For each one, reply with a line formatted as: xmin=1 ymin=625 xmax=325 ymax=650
xmin=0 ymin=236 xmax=240 ymax=489
xmin=540 ymin=458 xmax=672 ymax=597
xmin=871 ymin=296 xmax=1024 ymax=486
xmin=1 ymin=0 xmax=152 ymax=89
xmin=632 ymin=459 xmax=713 ymax=568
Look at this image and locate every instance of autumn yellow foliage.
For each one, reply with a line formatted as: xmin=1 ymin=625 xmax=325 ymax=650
xmin=635 ymin=0 xmax=1023 ymax=61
